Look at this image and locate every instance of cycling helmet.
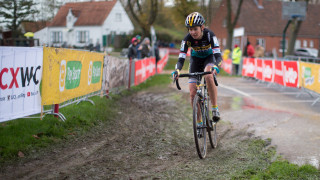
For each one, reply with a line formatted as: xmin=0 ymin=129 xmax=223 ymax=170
xmin=185 ymin=12 xmax=205 ymax=28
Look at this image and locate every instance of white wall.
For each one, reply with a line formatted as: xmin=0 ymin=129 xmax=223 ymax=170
xmin=102 ymin=1 xmax=134 ymax=35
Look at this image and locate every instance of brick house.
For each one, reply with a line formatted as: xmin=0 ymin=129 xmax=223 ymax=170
xmin=34 ymin=0 xmax=134 ymax=50
xmin=210 ymin=0 xmax=320 ymax=57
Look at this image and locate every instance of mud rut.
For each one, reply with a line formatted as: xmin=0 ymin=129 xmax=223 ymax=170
xmin=0 ymin=86 xmax=272 ymax=180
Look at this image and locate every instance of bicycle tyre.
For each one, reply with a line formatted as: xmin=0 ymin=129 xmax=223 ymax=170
xmin=206 ymin=103 xmax=218 ymax=149
xmin=193 ymin=95 xmax=207 ymax=159
xmin=208 ymin=121 xmax=218 ymax=148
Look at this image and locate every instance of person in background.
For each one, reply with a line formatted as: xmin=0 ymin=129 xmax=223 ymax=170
xmin=222 ymin=49 xmax=231 ymax=60
xmin=254 ymin=42 xmax=265 ymax=58
xmin=232 ymin=44 xmax=242 ymax=75
xmin=128 ymin=37 xmax=138 ymax=60
xmin=135 ymin=35 xmax=142 ymax=59
xmin=246 ymin=41 xmax=255 ymax=58
xmin=139 ymin=37 xmax=151 ymax=58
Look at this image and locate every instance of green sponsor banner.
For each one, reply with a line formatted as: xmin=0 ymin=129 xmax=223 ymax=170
xmin=66 ymin=61 xmax=82 ymax=89
xmin=304 ymin=67 xmax=311 ymax=78
xmin=92 ymin=61 xmax=101 ymax=84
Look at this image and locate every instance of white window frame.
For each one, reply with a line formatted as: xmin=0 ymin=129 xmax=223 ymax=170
xmin=295 ymin=40 xmax=301 ymax=49
xmin=303 ymin=40 xmax=307 ymax=47
xmin=256 ymin=38 xmax=266 ymax=49
xmin=77 ymin=31 xmax=89 ymax=43
xmin=51 ymin=31 xmax=62 ymax=43
xmin=115 ymin=13 xmax=122 ymax=22
xmin=310 ymin=40 xmax=314 ymax=48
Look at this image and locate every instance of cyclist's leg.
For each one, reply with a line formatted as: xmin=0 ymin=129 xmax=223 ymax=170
xmin=203 ymin=55 xmax=220 ymax=121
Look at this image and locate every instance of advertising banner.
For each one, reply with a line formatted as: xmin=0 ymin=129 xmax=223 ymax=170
xmin=242 ymin=58 xmax=256 ymax=77
xmin=157 ymin=49 xmax=169 ymax=73
xmin=42 ymin=47 xmax=104 ymax=105
xmin=274 ymin=60 xmax=284 ymax=86
xmin=102 ymin=56 xmax=128 ymax=91
xmin=0 ymin=47 xmax=43 ymax=122
xmin=255 ymin=59 xmax=263 ymax=80
xmin=135 ymin=57 xmax=156 ymax=86
xmin=283 ymin=61 xmax=299 ymax=87
xmin=299 ymin=62 xmax=320 ymax=94
xmin=263 ymin=59 xmax=274 ymax=82
xmin=221 ymin=59 xmax=232 ymax=74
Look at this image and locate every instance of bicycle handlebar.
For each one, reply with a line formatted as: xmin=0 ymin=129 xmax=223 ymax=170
xmin=173 ymin=71 xmax=218 ymax=90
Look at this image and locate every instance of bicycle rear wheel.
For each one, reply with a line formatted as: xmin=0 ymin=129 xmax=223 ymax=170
xmin=208 ymin=121 xmax=218 ymax=148
xmin=193 ymin=95 xmax=207 ymax=159
xmin=206 ymin=103 xmax=218 ymax=149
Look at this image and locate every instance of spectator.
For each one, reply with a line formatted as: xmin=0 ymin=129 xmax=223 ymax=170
xmin=95 ymin=41 xmax=101 ymax=52
xmin=128 ymin=37 xmax=138 ymax=59
xmin=222 ymin=49 xmax=231 ymax=60
xmin=139 ymin=37 xmax=151 ymax=58
xmin=254 ymin=42 xmax=265 ymax=58
xmin=135 ymin=35 xmax=142 ymax=59
xmin=246 ymin=41 xmax=255 ymax=57
xmin=232 ymin=44 xmax=242 ymax=75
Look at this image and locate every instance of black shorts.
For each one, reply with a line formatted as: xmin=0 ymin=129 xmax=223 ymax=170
xmin=188 ymin=54 xmax=215 ymax=83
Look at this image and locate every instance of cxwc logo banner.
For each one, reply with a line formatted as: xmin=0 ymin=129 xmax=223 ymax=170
xmin=88 ymin=61 xmax=102 ymax=85
xmin=59 ymin=60 xmax=82 ymax=92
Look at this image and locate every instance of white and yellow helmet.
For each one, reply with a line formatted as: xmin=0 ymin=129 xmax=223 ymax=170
xmin=185 ymin=12 xmax=205 ymax=28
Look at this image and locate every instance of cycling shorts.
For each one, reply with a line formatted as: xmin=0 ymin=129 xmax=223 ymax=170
xmin=188 ymin=54 xmax=215 ymax=83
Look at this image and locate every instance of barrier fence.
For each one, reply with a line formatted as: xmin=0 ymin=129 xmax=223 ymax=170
xmin=0 ymin=47 xmax=169 ymax=122
xmin=221 ymin=57 xmax=320 ymax=106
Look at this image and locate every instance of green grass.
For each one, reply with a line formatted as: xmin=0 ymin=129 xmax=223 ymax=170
xmin=233 ymin=160 xmax=320 ymax=179
xmin=154 ymin=25 xmax=185 ymax=42
xmin=164 ymin=56 xmax=190 ymax=71
xmin=0 ymin=74 xmax=171 ymax=163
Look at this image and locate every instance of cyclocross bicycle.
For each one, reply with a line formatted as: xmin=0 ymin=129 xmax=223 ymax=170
xmin=174 ymin=72 xmax=218 ymax=159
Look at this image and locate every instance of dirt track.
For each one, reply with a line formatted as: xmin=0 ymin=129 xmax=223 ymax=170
xmin=0 ymin=85 xmax=274 ymax=179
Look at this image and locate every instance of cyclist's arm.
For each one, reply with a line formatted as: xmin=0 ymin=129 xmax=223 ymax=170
xmin=176 ymin=38 xmax=189 ymax=71
xmin=210 ymin=33 xmax=222 ymax=68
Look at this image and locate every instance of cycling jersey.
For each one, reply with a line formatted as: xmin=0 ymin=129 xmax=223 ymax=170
xmin=176 ymin=28 xmax=222 ymax=71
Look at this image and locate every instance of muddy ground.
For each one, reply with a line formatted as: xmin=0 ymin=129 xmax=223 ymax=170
xmin=0 ymin=85 xmax=275 ymax=180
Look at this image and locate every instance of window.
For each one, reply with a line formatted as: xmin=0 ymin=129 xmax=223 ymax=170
xmin=310 ymin=40 xmax=314 ymax=48
xmin=115 ymin=13 xmax=122 ymax=22
xmin=51 ymin=31 xmax=62 ymax=43
xmin=303 ymin=40 xmax=307 ymax=47
xmin=77 ymin=31 xmax=89 ymax=43
xmin=256 ymin=38 xmax=265 ymax=48
xmin=295 ymin=40 xmax=301 ymax=49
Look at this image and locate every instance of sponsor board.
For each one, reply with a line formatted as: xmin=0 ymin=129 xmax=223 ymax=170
xmin=300 ymin=62 xmax=320 ymax=94
xmin=222 ymin=59 xmax=232 ymax=74
xmin=0 ymin=47 xmax=43 ymax=122
xmin=42 ymin=47 xmax=104 ymax=105
xmin=135 ymin=57 xmax=156 ymax=86
xmin=283 ymin=61 xmax=299 ymax=87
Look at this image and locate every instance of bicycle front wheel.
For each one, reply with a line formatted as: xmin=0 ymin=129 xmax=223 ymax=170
xmin=193 ymin=95 xmax=207 ymax=159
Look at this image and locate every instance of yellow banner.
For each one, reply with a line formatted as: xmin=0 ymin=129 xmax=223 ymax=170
xmin=299 ymin=62 xmax=320 ymax=94
xmin=42 ymin=47 xmax=104 ymax=105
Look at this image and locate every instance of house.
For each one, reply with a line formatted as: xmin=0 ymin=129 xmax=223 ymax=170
xmin=210 ymin=0 xmax=320 ymax=57
xmin=34 ymin=0 xmax=134 ymax=50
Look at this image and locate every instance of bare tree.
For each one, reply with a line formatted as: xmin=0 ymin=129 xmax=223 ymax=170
xmin=225 ymin=0 xmax=243 ymax=50
xmin=127 ymin=0 xmax=159 ymax=36
xmin=287 ymin=0 xmax=309 ymax=56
